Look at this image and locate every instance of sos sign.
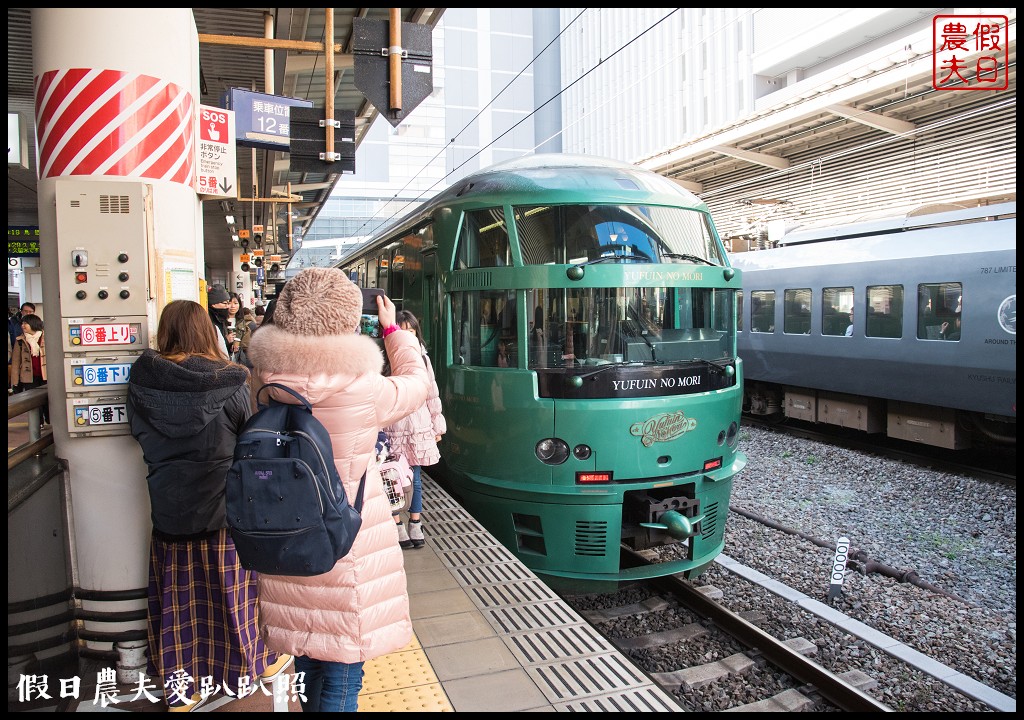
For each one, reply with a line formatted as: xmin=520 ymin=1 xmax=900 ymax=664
xmin=200 ymin=107 xmax=229 ymax=142
xmin=195 ymin=104 xmax=236 ymax=199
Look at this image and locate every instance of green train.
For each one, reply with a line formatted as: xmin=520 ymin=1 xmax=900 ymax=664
xmin=336 ymin=154 xmax=747 ymax=582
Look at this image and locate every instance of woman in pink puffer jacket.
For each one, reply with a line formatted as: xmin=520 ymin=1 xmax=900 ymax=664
xmin=247 ymin=268 xmax=430 ymax=712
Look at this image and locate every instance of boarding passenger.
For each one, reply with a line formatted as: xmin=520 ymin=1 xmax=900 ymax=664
xmin=247 ymin=268 xmax=431 ymax=712
xmin=226 ymin=292 xmax=253 ymax=366
xmin=382 ymin=310 xmax=447 ymax=549
xmin=207 ymin=284 xmax=235 ymax=359
xmin=126 ymin=300 xmax=291 ymax=712
xmin=11 ymin=313 xmax=49 ymax=426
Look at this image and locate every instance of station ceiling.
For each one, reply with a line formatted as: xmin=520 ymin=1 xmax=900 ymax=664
xmin=6 ymin=8 xmax=445 ymax=282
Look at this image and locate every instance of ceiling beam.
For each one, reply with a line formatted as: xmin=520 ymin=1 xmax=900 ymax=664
xmin=198 ymin=33 xmax=342 ymax=54
xmin=710 ymin=145 xmax=790 ymax=170
xmin=670 ymin=178 xmax=703 ymax=194
xmin=825 ymin=103 xmax=916 ymax=135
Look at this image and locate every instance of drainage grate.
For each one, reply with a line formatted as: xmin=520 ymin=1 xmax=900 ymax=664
xmin=503 ymin=624 xmax=617 ymax=665
xmin=482 ymin=601 xmax=584 ymax=634
xmin=554 ymin=687 xmax=683 ymax=711
xmin=449 ymin=562 xmax=536 ymax=587
xmin=437 ymin=545 xmax=519 ymax=571
xmin=525 ymin=654 xmax=660 ymax=703
xmin=465 ymin=579 xmax=561 ymax=609
xmin=430 ymin=533 xmax=496 ymax=553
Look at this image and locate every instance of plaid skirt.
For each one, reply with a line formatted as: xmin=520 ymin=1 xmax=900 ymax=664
xmin=147 ymin=528 xmax=279 ymax=698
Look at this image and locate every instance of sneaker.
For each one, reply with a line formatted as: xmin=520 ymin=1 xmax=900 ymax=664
xmin=395 ymin=521 xmax=413 ymax=549
xmin=260 ymin=654 xmax=294 ymax=687
xmin=167 ymin=693 xmax=208 ymax=712
xmin=408 ymin=519 xmax=425 ymax=549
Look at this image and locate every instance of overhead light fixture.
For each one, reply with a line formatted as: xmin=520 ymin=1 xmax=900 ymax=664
xmin=225 ymin=215 xmax=235 ymax=225
xmin=231 ymin=234 xmax=239 ymax=243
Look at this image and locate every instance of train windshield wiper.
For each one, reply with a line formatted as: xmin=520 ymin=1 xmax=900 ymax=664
xmin=659 ymin=251 xmax=717 ymax=266
xmin=574 ymin=361 xmax=645 ymax=379
xmin=571 ymin=253 xmax=650 ymax=268
xmin=687 ymin=357 xmax=728 ymax=374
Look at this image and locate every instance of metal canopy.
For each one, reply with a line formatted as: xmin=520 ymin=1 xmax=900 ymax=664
xmin=6 ymin=8 xmax=445 ymax=282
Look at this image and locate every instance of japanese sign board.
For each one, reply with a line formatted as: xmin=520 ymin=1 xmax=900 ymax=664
xmin=9 ymin=226 xmax=40 ymax=257
xmin=932 ymin=14 xmax=1009 ymax=91
xmin=223 ymin=88 xmax=312 ymax=151
xmin=195 ymin=105 xmax=237 ymax=199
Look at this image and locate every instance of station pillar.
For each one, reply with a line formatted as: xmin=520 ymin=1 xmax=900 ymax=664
xmin=31 ymin=8 xmax=204 ymax=659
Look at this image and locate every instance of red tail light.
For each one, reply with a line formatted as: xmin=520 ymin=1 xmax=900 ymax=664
xmin=576 ymin=471 xmax=612 ymax=484
xmin=703 ymin=457 xmax=723 ymax=471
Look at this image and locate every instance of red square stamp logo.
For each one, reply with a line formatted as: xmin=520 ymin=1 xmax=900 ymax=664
xmin=933 ymin=14 xmax=1009 ymax=90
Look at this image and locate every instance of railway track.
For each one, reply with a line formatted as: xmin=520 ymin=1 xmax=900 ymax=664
xmin=559 ymin=550 xmax=890 ymax=713
xmin=741 ymin=416 xmax=1015 ymax=483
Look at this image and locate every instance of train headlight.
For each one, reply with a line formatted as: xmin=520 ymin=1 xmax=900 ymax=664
xmin=726 ymin=421 xmax=739 ymax=448
xmin=535 ymin=438 xmax=570 ymax=465
xmin=572 ymin=444 xmax=592 ymax=460
xmin=717 ymin=430 xmax=726 ymax=446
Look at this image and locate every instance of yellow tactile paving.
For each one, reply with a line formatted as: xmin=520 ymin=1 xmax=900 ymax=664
xmin=358 ymin=683 xmax=453 ymax=712
xmin=358 ymin=634 xmax=455 ymax=712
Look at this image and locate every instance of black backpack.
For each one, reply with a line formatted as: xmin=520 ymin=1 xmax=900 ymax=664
xmin=226 ymin=383 xmax=366 ymax=576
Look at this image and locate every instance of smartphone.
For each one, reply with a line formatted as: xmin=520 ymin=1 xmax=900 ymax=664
xmin=360 ymin=288 xmax=384 ymax=338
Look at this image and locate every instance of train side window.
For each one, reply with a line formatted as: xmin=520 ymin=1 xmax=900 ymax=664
xmin=750 ymin=290 xmax=774 ymax=333
xmin=822 ymin=287 xmax=853 ymax=336
xmin=865 ymin=285 xmax=904 ymax=338
xmin=918 ymin=282 xmax=962 ymax=340
xmin=783 ymin=288 xmax=811 ymax=334
xmin=456 ymin=208 xmax=511 ymax=269
xmin=736 ymin=290 xmax=744 ymax=332
xmin=451 ymin=289 xmax=517 ymax=367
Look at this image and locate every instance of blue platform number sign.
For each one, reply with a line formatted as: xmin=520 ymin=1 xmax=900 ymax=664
xmin=8 ymin=226 xmax=40 ymax=258
xmin=224 ymin=88 xmax=313 ymax=152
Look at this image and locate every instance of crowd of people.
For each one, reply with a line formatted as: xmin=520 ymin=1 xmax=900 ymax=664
xmin=123 ymin=271 xmax=443 ymax=712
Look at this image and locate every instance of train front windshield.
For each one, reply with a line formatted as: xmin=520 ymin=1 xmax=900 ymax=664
xmin=513 ymin=204 xmax=725 ymax=266
xmin=527 ymin=287 xmax=735 ymax=368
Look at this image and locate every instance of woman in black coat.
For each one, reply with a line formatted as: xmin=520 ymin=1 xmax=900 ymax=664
xmin=127 ymin=300 xmax=291 ymax=711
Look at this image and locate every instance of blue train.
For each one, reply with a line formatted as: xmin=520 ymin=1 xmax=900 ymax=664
xmin=731 ymin=203 xmax=1016 ymax=450
xmin=336 ymin=154 xmax=747 ymax=582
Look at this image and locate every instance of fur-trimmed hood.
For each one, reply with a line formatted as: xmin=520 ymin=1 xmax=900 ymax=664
xmin=248 ymin=324 xmax=383 ymax=381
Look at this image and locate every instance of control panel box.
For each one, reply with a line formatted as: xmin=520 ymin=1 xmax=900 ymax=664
xmin=64 ymin=353 xmax=141 ymax=393
xmin=63 ymin=317 xmax=148 ymax=353
xmin=66 ymin=394 xmax=130 ymax=437
xmin=56 ymin=180 xmax=151 ymax=317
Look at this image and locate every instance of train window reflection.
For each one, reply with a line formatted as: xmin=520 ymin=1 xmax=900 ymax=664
xmin=526 ymin=286 xmax=733 ymax=368
xmin=456 ymin=208 xmax=511 ymax=269
xmin=513 ymin=204 xmax=724 ymax=266
xmin=918 ymin=282 xmax=962 ymax=340
xmin=783 ymin=288 xmax=811 ymax=334
xmin=865 ymin=285 xmax=904 ymax=338
xmin=736 ymin=290 xmax=744 ymax=332
xmin=452 ymin=289 xmax=518 ymax=366
xmin=750 ymin=290 xmax=775 ymax=333
xmin=822 ymin=287 xmax=853 ymax=336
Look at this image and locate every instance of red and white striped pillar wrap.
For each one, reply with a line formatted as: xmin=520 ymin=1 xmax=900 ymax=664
xmin=31 ymin=9 xmax=204 ymax=598
xmin=35 ymin=68 xmax=195 ymax=186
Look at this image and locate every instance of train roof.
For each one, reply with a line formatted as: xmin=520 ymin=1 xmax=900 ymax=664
xmin=433 ymin=153 xmax=706 ymax=208
xmin=731 ymin=204 xmax=1016 ymax=272
xmin=777 ymin=201 xmax=1017 ymax=246
xmin=360 ymin=153 xmax=710 ymax=243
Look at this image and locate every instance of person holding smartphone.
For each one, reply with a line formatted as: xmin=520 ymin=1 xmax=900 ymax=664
xmin=206 ymin=285 xmax=234 ymax=359
xmin=226 ymin=293 xmax=253 ymax=366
